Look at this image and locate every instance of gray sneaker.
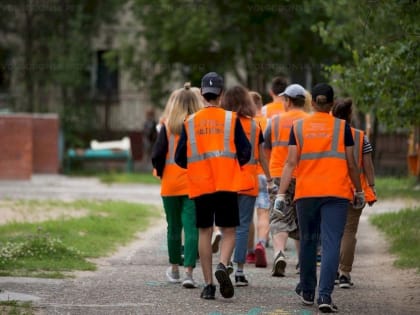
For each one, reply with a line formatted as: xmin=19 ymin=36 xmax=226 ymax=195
xmin=272 ymin=251 xmax=286 ymax=277
xmin=166 ymin=267 xmax=181 ymax=283
xmin=182 ymin=273 xmax=197 ymax=288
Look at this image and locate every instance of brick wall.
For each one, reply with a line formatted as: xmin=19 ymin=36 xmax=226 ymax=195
xmin=0 ymin=114 xmax=33 ymax=179
xmin=32 ymin=114 xmax=60 ymax=173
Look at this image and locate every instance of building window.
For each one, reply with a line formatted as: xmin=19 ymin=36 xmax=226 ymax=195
xmin=95 ymin=50 xmax=119 ymax=102
xmin=0 ymin=48 xmax=11 ymax=110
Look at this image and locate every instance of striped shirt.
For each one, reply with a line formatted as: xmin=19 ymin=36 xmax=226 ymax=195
xmin=363 ymin=135 xmax=373 ymax=154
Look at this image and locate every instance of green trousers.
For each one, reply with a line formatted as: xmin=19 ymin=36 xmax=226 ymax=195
xmin=162 ymin=195 xmax=198 ymax=268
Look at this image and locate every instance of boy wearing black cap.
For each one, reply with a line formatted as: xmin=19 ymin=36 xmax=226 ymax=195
xmin=175 ymin=72 xmax=251 ymax=300
xmin=275 ymin=83 xmax=364 ymax=313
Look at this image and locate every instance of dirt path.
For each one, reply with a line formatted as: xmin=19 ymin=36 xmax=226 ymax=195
xmin=0 ymin=175 xmax=419 ymax=314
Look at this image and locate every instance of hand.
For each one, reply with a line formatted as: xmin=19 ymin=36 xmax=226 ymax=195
xmin=273 ymin=194 xmax=287 ymax=217
xmin=353 ymin=191 xmax=366 ymax=210
xmin=267 ymin=180 xmax=278 ymax=195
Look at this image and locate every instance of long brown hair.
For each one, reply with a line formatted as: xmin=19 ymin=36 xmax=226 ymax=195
xmin=221 ymin=86 xmax=256 ymax=117
xmin=332 ymin=98 xmax=353 ymax=124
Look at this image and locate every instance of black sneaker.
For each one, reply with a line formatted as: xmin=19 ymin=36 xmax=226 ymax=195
xmin=334 ymin=272 xmax=339 ymax=285
xmin=200 ymin=284 xmax=216 ymax=300
xmin=339 ymin=274 xmax=354 ymax=289
xmin=235 ymin=274 xmax=249 ymax=287
xmin=215 ymin=263 xmax=234 ymax=298
xmin=272 ymin=251 xmax=286 ymax=277
xmin=318 ymin=295 xmax=338 ymax=313
xmin=295 ymin=283 xmax=314 ymax=306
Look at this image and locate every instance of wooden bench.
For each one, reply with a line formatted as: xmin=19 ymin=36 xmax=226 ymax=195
xmin=66 ymin=137 xmax=133 ymax=173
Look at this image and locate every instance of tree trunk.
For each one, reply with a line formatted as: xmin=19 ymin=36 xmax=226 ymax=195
xmin=60 ymin=0 xmax=69 ymax=108
xmin=23 ymin=4 xmax=34 ymax=112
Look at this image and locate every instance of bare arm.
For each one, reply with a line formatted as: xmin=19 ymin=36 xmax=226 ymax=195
xmin=258 ymin=143 xmax=272 ymax=180
xmin=345 ymin=146 xmax=362 ymax=192
xmin=362 ymin=152 xmax=375 ymax=187
xmin=278 ymin=145 xmax=298 ymax=194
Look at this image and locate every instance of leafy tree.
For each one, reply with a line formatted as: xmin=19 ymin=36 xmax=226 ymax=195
xmin=315 ymin=0 xmax=420 ymax=130
xmin=0 ymin=0 xmax=127 ymax=146
xmin=125 ymin=0 xmax=341 ymax=107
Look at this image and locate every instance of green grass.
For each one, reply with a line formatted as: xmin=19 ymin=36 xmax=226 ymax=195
xmin=370 ymin=207 xmax=420 ymax=272
xmin=0 ymin=301 xmax=33 ymax=315
xmin=375 ymin=176 xmax=420 ymax=200
xmin=98 ymin=172 xmax=160 ymax=184
xmin=0 ymin=200 xmax=160 ymax=277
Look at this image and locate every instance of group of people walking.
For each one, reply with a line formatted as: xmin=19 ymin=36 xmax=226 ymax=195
xmin=151 ymin=72 xmax=377 ymax=313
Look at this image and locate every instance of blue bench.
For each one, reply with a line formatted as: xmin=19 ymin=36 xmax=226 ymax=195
xmin=66 ymin=148 xmax=133 ymax=173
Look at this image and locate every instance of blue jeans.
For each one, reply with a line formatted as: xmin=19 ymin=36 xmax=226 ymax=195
xmin=233 ymin=194 xmax=256 ymax=264
xmin=297 ymin=197 xmax=349 ymax=299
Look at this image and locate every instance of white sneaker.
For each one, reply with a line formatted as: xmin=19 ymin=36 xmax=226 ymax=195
xmin=166 ymin=267 xmax=181 ymax=283
xmin=182 ymin=273 xmax=197 ymax=288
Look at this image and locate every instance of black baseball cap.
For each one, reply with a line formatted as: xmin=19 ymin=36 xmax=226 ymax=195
xmin=311 ymin=83 xmax=334 ymax=103
xmin=201 ymin=72 xmax=224 ymax=95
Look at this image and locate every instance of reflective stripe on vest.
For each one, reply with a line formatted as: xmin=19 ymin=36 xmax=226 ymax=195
xmin=166 ymin=133 xmax=176 ymax=165
xmin=187 ymin=111 xmax=236 ymax=163
xmin=296 ymin=118 xmax=346 ymax=160
xmin=272 ymin=115 xmax=288 ymax=147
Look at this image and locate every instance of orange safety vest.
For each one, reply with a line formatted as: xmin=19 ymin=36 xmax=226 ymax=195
xmin=261 ymin=101 xmax=285 ymax=118
xmin=269 ymin=110 xmax=309 ymax=178
xmin=238 ymin=116 xmax=260 ymax=196
xmin=184 ymin=107 xmax=252 ymax=198
xmin=293 ymin=112 xmax=353 ymax=200
xmin=160 ymin=126 xmax=189 ymax=196
xmin=351 ymin=128 xmax=377 ymax=203
xmin=255 ymin=113 xmax=267 ymax=175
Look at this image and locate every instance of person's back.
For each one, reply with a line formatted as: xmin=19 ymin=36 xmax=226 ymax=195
xmin=293 ymin=112 xmax=352 ymax=200
xmin=276 ymin=83 xmax=365 ymax=313
xmin=184 ymin=106 xmax=242 ymax=197
xmin=262 ymin=76 xmax=288 ymax=118
xmin=175 ymin=72 xmax=252 ymax=301
xmin=152 ymin=83 xmax=203 ymax=289
xmin=268 ymin=109 xmax=309 ymax=178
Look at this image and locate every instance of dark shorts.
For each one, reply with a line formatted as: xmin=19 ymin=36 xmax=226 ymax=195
xmin=194 ymin=191 xmax=240 ymax=228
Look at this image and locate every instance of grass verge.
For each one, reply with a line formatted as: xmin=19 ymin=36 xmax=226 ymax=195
xmin=0 ymin=200 xmax=160 ymax=277
xmin=98 ymin=172 xmax=160 ymax=185
xmin=0 ymin=301 xmax=33 ymax=315
xmin=375 ymin=176 xmax=419 ymax=200
xmin=370 ymin=206 xmax=420 ymax=272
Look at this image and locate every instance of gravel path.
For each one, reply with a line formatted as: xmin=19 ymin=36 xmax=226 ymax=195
xmin=0 ymin=175 xmax=419 ymax=314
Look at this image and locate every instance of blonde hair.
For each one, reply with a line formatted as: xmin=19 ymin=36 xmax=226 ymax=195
xmin=221 ymin=85 xmax=257 ymax=117
xmin=304 ymin=89 xmax=312 ymax=113
xmin=159 ymin=89 xmax=180 ymax=126
xmin=167 ymin=82 xmax=203 ymax=134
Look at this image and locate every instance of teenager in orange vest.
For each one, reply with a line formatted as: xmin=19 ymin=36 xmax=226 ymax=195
xmin=221 ymin=86 xmax=273 ymax=286
xmin=151 ymin=84 xmax=203 ymax=288
xmin=246 ymin=91 xmax=272 ymax=267
xmin=276 ymin=83 xmax=365 ymax=313
xmin=175 ymin=72 xmax=252 ymax=300
xmin=332 ymin=98 xmax=377 ymax=288
xmin=261 ymin=76 xmax=288 ymax=118
xmin=264 ymin=84 xmax=309 ymax=277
